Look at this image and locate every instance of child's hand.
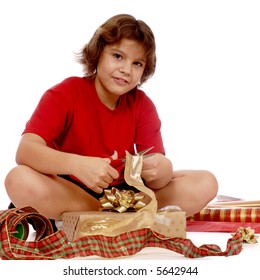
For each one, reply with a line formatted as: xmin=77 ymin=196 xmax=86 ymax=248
xmin=141 ymin=153 xmax=163 ymax=182
xmin=141 ymin=153 xmax=173 ymax=189
xmin=73 ymin=154 xmax=119 ymax=194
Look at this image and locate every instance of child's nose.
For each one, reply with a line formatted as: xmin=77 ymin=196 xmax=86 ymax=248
xmin=119 ymin=62 xmax=131 ymax=75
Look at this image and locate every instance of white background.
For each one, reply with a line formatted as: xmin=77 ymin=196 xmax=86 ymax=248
xmin=1 ymin=0 xmax=260 ymax=209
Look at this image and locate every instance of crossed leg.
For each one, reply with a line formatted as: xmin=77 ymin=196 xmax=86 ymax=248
xmin=154 ymin=170 xmax=218 ymax=217
xmin=4 ymin=165 xmax=100 ymax=220
xmin=5 ymin=166 xmax=218 ymax=220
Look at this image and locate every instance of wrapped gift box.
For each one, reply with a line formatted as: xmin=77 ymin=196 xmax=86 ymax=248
xmin=62 ymin=209 xmax=186 ymax=241
xmin=62 ymin=210 xmax=152 ymax=241
xmin=188 ymin=200 xmax=260 ymax=223
xmin=187 ymin=207 xmax=260 ymax=223
xmin=151 ymin=209 xmax=186 ymax=238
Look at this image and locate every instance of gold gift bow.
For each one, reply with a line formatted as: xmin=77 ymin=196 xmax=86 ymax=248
xmin=99 ymin=187 xmax=146 ymax=213
xmin=232 ymin=227 xmax=258 ymax=244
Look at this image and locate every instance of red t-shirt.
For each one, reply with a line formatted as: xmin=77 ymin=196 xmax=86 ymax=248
xmin=24 ymin=77 xmax=165 ymax=182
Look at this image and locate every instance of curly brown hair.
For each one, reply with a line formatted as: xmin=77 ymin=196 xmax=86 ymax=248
xmin=76 ymin=14 xmax=156 ymax=85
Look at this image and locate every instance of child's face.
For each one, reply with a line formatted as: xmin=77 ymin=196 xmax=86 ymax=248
xmin=95 ymin=39 xmax=146 ymax=108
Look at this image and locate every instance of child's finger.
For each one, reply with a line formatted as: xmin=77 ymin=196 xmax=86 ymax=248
xmin=110 ymin=150 xmax=118 ymax=160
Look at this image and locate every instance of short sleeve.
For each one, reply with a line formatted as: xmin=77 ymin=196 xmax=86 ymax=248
xmin=23 ymin=81 xmax=72 ymax=147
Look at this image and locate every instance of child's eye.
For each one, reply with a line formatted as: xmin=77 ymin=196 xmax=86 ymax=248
xmin=113 ymin=53 xmax=122 ymax=59
xmin=134 ymin=61 xmax=144 ymax=68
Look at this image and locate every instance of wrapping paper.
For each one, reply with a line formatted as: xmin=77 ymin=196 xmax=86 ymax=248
xmin=207 ymin=200 xmax=260 ymax=208
xmin=63 ymin=211 xmax=148 ymax=240
xmin=188 ymin=207 xmax=260 ymax=223
xmin=63 ymin=208 xmax=186 ymax=241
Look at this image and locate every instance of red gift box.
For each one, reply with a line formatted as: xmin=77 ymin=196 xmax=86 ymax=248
xmin=187 ymin=200 xmax=260 ymax=233
xmin=188 ymin=207 xmax=260 ymax=223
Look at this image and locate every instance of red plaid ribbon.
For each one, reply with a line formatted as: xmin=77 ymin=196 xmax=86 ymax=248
xmin=0 ymin=206 xmax=243 ymax=260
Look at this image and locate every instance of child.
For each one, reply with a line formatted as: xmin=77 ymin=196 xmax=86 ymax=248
xmin=5 ymin=14 xmax=218 ymax=221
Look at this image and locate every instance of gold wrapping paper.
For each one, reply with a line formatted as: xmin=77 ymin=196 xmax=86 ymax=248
xmin=206 ymin=200 xmax=260 ymax=208
xmin=62 ymin=211 xmax=154 ymax=240
xmin=62 ymin=209 xmax=186 ymax=241
xmin=123 ymin=150 xmax=157 ymax=218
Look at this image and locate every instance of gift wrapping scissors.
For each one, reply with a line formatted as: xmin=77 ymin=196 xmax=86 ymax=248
xmin=109 ymin=146 xmax=154 ymax=170
xmin=105 ymin=147 xmax=154 ymax=186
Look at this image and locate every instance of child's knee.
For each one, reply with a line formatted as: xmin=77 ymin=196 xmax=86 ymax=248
xmin=202 ymin=170 xmax=218 ymax=199
xmin=5 ymin=165 xmax=31 ymax=193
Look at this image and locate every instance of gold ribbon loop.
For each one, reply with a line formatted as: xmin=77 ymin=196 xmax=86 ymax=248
xmin=232 ymin=227 xmax=258 ymax=244
xmin=99 ymin=187 xmax=146 ymax=213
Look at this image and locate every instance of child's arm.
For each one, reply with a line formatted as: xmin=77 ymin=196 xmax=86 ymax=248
xmin=141 ymin=153 xmax=174 ymax=190
xmin=16 ymin=133 xmax=119 ymax=193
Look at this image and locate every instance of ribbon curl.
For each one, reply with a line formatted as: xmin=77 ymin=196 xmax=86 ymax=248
xmin=232 ymin=227 xmax=258 ymax=244
xmin=99 ymin=187 xmax=146 ymax=213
